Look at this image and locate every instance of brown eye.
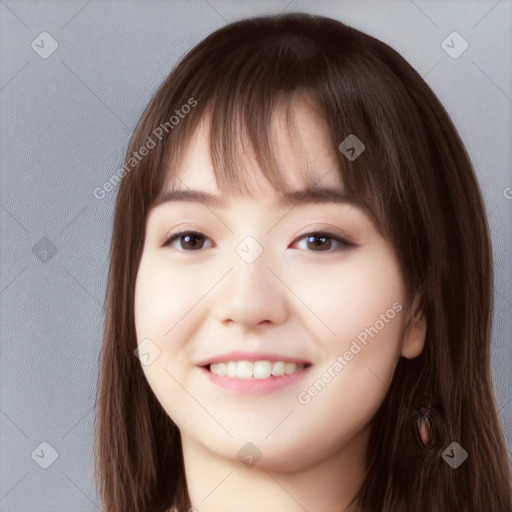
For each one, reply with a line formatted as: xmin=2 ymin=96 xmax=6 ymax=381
xmin=162 ymin=230 xmax=355 ymax=253
xmin=305 ymin=234 xmax=333 ymax=251
xmin=293 ymin=231 xmax=355 ymax=252
xmin=163 ymin=231 xmax=211 ymax=251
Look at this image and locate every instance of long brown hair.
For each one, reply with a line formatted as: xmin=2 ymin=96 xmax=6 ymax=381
xmin=94 ymin=12 xmax=512 ymax=511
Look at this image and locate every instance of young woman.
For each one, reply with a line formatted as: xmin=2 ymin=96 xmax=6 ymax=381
xmin=94 ymin=12 xmax=512 ymax=512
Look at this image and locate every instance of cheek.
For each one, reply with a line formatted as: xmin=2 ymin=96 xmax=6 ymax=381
xmin=134 ymin=252 xmax=210 ymax=341
xmin=134 ymin=253 xmax=205 ymax=418
xmin=292 ymin=246 xmax=406 ymax=435
xmin=292 ymin=246 xmax=406 ymax=346
xmin=134 ymin=250 xmax=225 ymax=400
xmin=133 ymin=254 xmax=191 ymax=387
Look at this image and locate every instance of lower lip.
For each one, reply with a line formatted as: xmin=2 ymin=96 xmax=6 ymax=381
xmin=199 ymin=365 xmax=312 ymax=396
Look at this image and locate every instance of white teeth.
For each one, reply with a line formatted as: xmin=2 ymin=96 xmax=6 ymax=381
xmin=236 ymin=361 xmax=253 ymax=379
xmin=253 ymin=361 xmax=272 ymax=379
xmin=271 ymin=361 xmax=285 ymax=376
xmin=209 ymin=360 xmax=306 ymax=378
xmin=210 ymin=363 xmax=226 ymax=376
xmin=227 ymin=361 xmax=237 ymax=378
xmin=285 ymin=362 xmax=298 ymax=375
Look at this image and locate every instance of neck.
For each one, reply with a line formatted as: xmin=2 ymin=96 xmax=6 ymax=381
xmin=180 ymin=426 xmax=369 ymax=512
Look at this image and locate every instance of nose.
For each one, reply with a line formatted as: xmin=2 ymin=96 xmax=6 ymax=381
xmin=212 ymin=253 xmax=290 ymax=329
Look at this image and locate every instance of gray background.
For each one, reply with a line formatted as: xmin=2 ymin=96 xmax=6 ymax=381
xmin=1 ymin=1 xmax=511 ymax=510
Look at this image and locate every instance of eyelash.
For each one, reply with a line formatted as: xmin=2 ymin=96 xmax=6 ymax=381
xmin=162 ymin=230 xmax=356 ymax=253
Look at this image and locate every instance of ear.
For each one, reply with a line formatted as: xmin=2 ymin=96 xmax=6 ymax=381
xmin=401 ymin=294 xmax=426 ymax=359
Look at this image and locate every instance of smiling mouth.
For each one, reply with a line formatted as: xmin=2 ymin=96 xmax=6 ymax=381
xmin=204 ymin=360 xmax=313 ymax=379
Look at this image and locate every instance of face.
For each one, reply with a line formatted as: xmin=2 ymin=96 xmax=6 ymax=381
xmin=134 ymin=100 xmax=425 ymax=472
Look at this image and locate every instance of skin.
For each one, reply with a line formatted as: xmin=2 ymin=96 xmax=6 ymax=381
xmin=134 ymin=100 xmax=427 ymax=512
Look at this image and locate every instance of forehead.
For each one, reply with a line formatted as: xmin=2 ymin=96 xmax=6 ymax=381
xmin=161 ymin=98 xmax=343 ymax=203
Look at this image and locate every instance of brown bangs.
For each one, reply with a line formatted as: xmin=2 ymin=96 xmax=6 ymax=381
xmin=133 ymin=13 xmax=435 ymax=246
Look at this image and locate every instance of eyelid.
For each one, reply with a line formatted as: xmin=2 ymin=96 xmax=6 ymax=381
xmin=162 ymin=229 xmax=213 ymax=250
xmin=292 ymin=229 xmax=356 ymax=249
xmin=162 ymin=227 xmax=356 ymax=252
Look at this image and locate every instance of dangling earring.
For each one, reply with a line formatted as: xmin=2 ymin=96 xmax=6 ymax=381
xmin=416 ymin=413 xmax=433 ymax=448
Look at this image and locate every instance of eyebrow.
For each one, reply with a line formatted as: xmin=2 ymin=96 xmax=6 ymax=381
xmin=153 ymin=186 xmax=361 ymax=208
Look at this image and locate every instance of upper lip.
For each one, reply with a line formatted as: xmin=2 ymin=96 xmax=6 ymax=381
xmin=196 ymin=351 xmax=312 ymax=366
